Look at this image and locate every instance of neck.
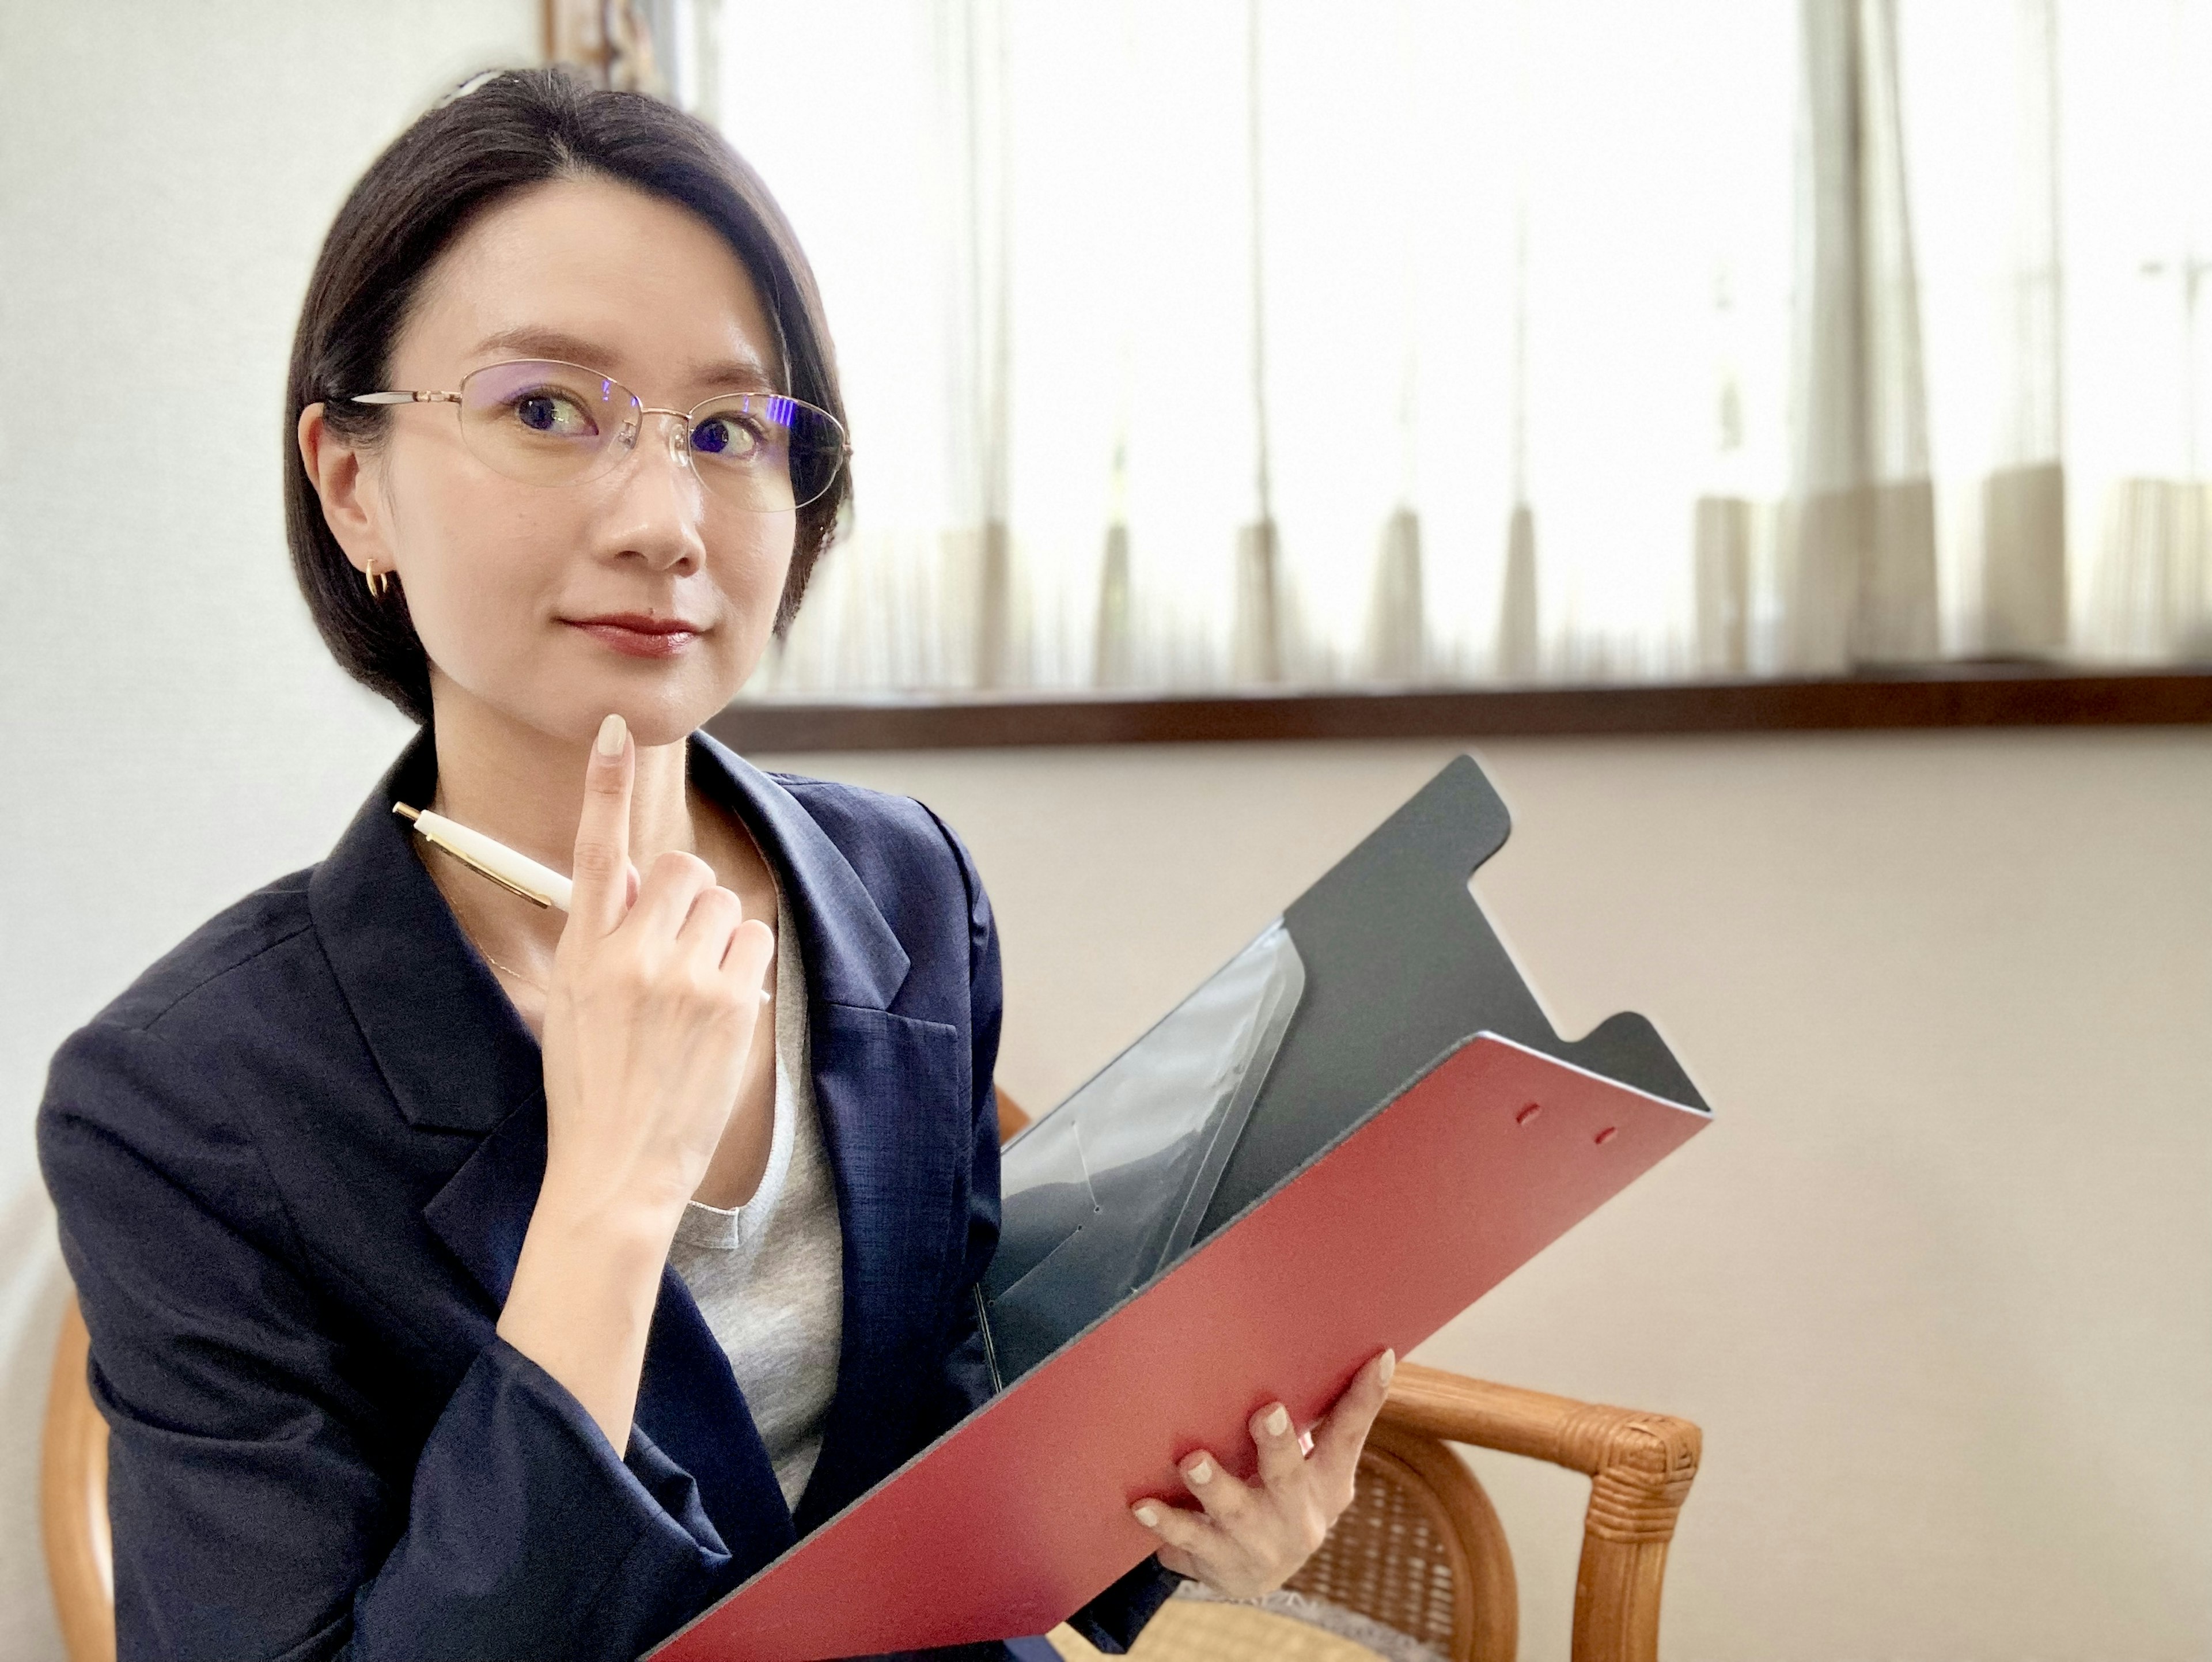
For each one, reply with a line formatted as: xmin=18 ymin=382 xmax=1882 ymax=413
xmin=423 ymin=677 xmax=697 ymax=951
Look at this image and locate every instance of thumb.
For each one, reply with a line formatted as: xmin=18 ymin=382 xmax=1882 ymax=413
xmin=1312 ymin=1349 xmax=1395 ymax=1487
xmin=568 ymin=713 xmax=634 ymax=938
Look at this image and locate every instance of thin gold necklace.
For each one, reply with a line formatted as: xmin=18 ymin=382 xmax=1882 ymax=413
xmin=416 ymin=796 xmax=554 ymax=995
xmin=479 ymin=947 xmax=548 ymax=994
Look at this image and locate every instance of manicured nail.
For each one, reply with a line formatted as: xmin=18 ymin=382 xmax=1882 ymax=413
xmin=596 ymin=713 xmax=627 ymax=756
xmin=1187 ymin=1457 xmax=1214 ymax=1485
xmin=1132 ymin=1505 xmax=1160 ymax=1528
xmin=1265 ymin=1405 xmax=1290 ymax=1437
xmin=1379 ymin=1349 xmax=1397 ymax=1385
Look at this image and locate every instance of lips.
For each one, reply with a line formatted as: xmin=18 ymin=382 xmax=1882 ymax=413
xmin=565 ymin=612 xmax=707 ymax=660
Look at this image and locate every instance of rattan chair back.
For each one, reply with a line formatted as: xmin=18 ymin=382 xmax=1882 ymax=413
xmin=1285 ymin=1418 xmax=1516 ymax=1661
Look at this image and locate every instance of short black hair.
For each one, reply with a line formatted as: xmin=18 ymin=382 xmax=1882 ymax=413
xmin=285 ymin=67 xmax=848 ymax=724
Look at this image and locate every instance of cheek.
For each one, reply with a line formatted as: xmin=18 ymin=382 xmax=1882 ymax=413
xmin=711 ymin=509 xmax=798 ymax=629
xmin=389 ymin=475 xmax=563 ymax=680
xmin=685 ymin=512 xmax=797 ymax=701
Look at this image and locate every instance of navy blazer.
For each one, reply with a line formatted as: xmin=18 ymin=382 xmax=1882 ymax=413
xmin=39 ymin=732 xmax=1173 ymax=1662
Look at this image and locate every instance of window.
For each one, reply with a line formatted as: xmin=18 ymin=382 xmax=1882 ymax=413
xmin=619 ymin=1 xmax=2212 ymax=699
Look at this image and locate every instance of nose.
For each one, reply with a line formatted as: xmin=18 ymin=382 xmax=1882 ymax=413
xmin=636 ymin=407 xmax=696 ymax=470
xmin=612 ymin=408 xmax=703 ymax=476
xmin=601 ymin=408 xmax=707 ymax=571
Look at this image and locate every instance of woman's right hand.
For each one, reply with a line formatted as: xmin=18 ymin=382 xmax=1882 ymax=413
xmin=537 ymin=711 xmax=775 ymax=1232
xmin=496 ymin=711 xmax=774 ymax=1451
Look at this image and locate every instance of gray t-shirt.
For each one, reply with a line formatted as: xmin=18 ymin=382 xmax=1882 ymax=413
xmin=668 ymin=894 xmax=844 ymax=1508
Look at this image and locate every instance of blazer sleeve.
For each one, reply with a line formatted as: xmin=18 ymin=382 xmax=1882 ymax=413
xmin=918 ymin=810 xmax=1181 ymax=1656
xmin=39 ymin=1019 xmax=730 ymax=1662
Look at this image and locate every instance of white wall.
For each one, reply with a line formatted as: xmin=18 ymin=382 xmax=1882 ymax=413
xmin=1 ymin=6 xmax=2207 ymax=1660
xmin=756 ymin=732 xmax=2212 ymax=1661
xmin=0 ymin=5 xmax=540 ymax=1655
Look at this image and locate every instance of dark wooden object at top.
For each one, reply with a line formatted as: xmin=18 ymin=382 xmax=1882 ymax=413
xmin=709 ymin=667 xmax=2212 ymax=753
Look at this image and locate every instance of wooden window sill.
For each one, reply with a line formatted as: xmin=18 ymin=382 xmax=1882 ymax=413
xmin=708 ymin=666 xmax=2212 ymax=752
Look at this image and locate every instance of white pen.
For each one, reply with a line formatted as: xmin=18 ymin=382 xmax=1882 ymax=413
xmin=392 ymin=802 xmax=776 ymax=1005
xmin=393 ymin=802 xmax=574 ymax=910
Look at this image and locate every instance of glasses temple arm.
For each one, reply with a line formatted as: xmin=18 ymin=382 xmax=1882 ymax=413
xmin=347 ymin=391 xmax=461 ymax=406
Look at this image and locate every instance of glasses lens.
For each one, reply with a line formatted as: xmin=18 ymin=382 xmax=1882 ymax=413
xmin=687 ymin=394 xmax=846 ymax=513
xmin=457 ymin=361 xmax=636 ymax=486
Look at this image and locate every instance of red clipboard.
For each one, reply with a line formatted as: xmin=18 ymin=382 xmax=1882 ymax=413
xmin=649 ymin=1032 xmax=1707 ymax=1660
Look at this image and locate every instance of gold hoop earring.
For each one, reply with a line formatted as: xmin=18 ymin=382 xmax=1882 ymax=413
xmin=364 ymin=561 xmax=391 ymax=600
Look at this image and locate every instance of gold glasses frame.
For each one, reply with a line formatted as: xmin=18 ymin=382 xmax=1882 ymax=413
xmin=347 ymin=358 xmax=851 ymax=513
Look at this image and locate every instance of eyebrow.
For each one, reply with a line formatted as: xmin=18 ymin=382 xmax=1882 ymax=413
xmin=465 ymin=326 xmax=782 ymax=395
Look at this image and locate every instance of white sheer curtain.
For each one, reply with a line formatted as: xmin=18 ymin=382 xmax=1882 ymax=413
xmin=654 ymin=0 xmax=2212 ymax=696
xmin=1899 ymin=0 xmax=2212 ymax=665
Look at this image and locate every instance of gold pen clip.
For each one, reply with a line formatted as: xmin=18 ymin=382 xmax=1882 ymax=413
xmin=392 ymin=802 xmax=555 ymax=909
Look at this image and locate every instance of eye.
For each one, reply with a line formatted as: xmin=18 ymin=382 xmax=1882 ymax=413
xmin=507 ymin=389 xmax=598 ymax=438
xmin=691 ymin=413 xmax=765 ymax=460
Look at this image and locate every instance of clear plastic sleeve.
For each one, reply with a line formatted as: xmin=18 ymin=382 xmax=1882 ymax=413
xmin=982 ymin=920 xmax=1306 ymax=1384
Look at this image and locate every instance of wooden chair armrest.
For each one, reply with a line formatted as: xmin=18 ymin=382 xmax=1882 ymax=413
xmin=1380 ymin=1362 xmax=1700 ymax=1662
xmin=43 ymin=1296 xmax=114 ymax=1662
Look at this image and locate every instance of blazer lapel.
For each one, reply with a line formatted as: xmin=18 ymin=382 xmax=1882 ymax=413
xmin=308 ymin=732 xmax=540 ymax=1138
xmin=315 ymin=732 xmax=794 ymax=1572
xmin=789 ymin=1004 xmax=970 ymax=1530
xmin=690 ymin=737 xmax=973 ymax=1534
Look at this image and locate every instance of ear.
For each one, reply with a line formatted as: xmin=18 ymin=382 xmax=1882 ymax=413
xmin=297 ymin=403 xmax=395 ymax=577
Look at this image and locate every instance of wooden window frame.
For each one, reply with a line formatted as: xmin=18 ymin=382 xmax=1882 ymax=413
xmin=708 ymin=667 xmax=2212 ymax=752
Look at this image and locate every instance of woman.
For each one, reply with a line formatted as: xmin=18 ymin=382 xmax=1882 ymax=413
xmin=37 ymin=69 xmax=1389 ymax=1661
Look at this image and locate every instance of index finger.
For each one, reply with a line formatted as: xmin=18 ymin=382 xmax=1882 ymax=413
xmin=568 ymin=713 xmax=634 ymax=938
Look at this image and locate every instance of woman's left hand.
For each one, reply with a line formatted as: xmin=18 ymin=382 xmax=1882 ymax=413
xmin=1130 ymin=1349 xmax=1396 ymax=1598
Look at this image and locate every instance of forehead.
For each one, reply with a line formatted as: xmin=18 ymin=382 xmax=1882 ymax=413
xmin=394 ymin=173 xmax=781 ymax=399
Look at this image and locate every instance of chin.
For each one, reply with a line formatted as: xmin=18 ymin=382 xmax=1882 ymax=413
xmin=591 ymin=662 xmax=750 ymax=747
xmin=474 ymin=672 xmax=727 ymax=752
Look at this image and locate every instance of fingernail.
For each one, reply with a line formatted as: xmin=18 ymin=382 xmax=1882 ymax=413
xmin=1379 ymin=1349 xmax=1397 ymax=1385
xmin=1187 ymin=1457 xmax=1213 ymax=1485
xmin=1265 ymin=1405 xmax=1290 ymax=1437
xmin=596 ymin=713 xmax=627 ymax=757
xmin=1132 ymin=1505 xmax=1160 ymax=1528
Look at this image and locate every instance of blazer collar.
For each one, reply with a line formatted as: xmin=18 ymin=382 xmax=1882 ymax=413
xmin=688 ymin=730 xmax=911 ymax=1011
xmin=308 ymin=728 xmax=912 ymax=1138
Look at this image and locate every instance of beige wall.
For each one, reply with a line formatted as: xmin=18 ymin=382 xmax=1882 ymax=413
xmin=757 ymin=730 xmax=2212 ymax=1660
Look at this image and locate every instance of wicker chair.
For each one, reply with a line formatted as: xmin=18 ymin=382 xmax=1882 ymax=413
xmin=41 ymin=1296 xmax=111 ymax=1662
xmin=43 ymin=1091 xmax=1701 ymax=1662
